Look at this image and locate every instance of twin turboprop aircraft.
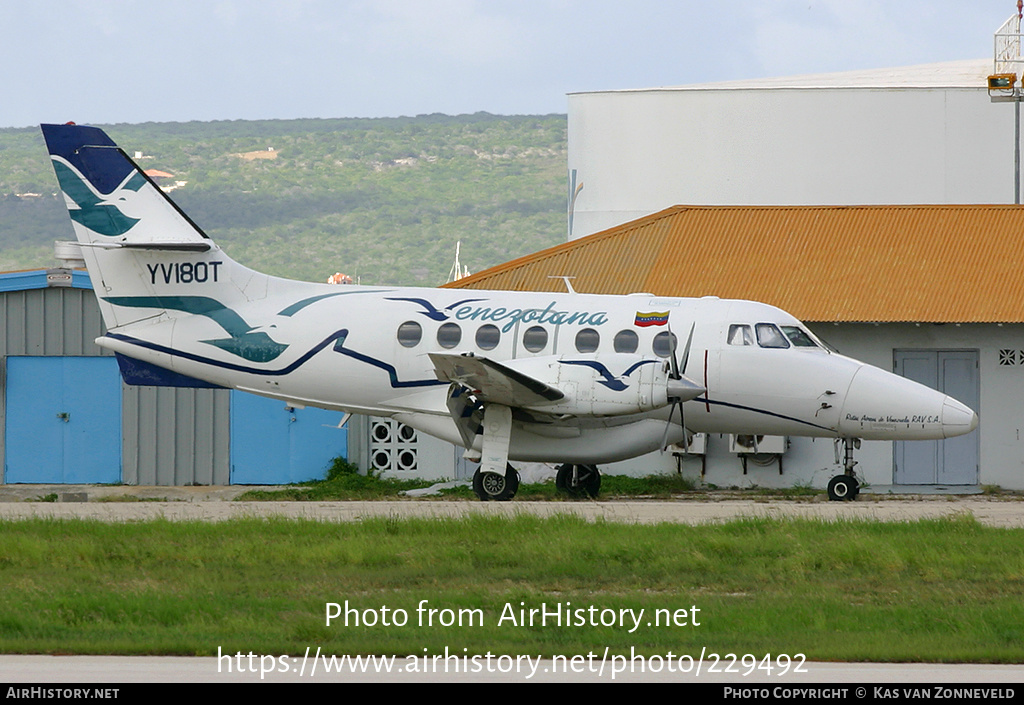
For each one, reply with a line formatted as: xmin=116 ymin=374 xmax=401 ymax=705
xmin=41 ymin=123 xmax=979 ymax=501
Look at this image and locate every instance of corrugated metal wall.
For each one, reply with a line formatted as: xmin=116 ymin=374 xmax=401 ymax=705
xmin=0 ymin=286 xmax=105 ymax=356
xmin=0 ymin=279 xmax=230 ymax=485
xmin=122 ymin=386 xmax=230 ymax=485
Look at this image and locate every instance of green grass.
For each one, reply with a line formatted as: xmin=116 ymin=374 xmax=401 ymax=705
xmin=0 ymin=514 xmax=1021 ymax=662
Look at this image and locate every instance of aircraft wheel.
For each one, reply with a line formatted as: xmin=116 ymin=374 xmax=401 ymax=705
xmin=827 ymin=474 xmax=858 ymax=502
xmin=555 ymin=463 xmax=601 ymax=499
xmin=472 ymin=464 xmax=519 ymax=502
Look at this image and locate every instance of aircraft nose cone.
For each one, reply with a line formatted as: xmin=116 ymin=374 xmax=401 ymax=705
xmin=839 ymin=364 xmax=948 ymax=440
xmin=942 ymin=396 xmax=979 ymax=437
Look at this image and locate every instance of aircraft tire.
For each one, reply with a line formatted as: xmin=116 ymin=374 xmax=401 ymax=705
xmin=555 ymin=464 xmax=601 ymax=499
xmin=472 ymin=465 xmax=519 ymax=502
xmin=826 ymin=474 xmax=858 ymax=502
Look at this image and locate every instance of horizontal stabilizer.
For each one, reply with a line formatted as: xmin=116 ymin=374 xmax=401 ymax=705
xmin=81 ymin=241 xmax=212 ymax=252
xmin=429 ymin=353 xmax=564 ymax=408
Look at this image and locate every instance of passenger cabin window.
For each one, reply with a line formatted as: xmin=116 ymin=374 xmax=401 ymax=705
xmin=397 ymin=321 xmax=422 ymax=348
xmin=755 ymin=323 xmax=790 ymax=349
xmin=652 ymin=331 xmax=678 ymax=358
xmin=781 ymin=326 xmax=819 ymax=348
xmin=437 ymin=322 xmax=462 ymax=349
xmin=613 ymin=329 xmax=639 ymax=353
xmin=575 ymin=328 xmax=600 ymax=353
xmin=475 ymin=324 xmax=500 ymax=351
xmin=522 ymin=326 xmax=548 ymax=353
xmin=728 ymin=324 xmax=754 ymax=346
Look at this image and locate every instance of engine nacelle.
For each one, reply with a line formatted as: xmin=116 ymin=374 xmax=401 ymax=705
xmin=503 ymin=353 xmax=697 ymax=417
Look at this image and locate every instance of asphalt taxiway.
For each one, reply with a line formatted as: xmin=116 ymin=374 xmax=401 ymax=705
xmin=0 ymin=490 xmax=1023 ymax=527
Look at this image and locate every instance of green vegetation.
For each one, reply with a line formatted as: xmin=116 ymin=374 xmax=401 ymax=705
xmin=0 ymin=514 xmax=1022 ymax=662
xmin=234 ymin=468 xmax=723 ymax=501
xmin=239 ymin=457 xmax=435 ymax=500
xmin=0 ymin=115 xmax=567 ymax=285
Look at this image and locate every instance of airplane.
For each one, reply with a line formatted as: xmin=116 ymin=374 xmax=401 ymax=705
xmin=40 ymin=123 xmax=979 ymax=502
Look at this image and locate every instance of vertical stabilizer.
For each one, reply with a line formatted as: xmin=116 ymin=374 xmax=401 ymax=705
xmin=41 ymin=123 xmax=265 ymax=330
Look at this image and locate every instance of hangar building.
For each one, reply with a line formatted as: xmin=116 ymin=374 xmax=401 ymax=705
xmin=452 ymin=55 xmax=1021 ymax=491
xmin=448 ymin=204 xmax=1020 ymax=491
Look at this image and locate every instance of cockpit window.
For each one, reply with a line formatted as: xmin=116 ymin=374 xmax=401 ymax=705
xmin=755 ymin=323 xmax=790 ymax=349
xmin=728 ymin=324 xmax=754 ymax=346
xmin=781 ymin=326 xmax=819 ymax=348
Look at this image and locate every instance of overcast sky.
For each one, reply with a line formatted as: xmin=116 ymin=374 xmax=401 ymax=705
xmin=0 ymin=1 xmax=1014 ymax=128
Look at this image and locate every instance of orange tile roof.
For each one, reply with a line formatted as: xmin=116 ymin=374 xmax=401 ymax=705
xmin=446 ymin=205 xmax=1024 ymax=323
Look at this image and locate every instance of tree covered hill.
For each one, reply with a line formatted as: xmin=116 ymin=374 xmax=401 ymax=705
xmin=0 ymin=114 xmax=567 ymax=286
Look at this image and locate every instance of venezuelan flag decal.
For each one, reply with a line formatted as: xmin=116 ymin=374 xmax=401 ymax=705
xmin=634 ymin=311 xmax=669 ymax=327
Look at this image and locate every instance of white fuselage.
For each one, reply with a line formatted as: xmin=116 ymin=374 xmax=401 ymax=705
xmin=39 ymin=121 xmax=977 ymax=470
xmin=94 ymin=247 xmax=978 ymax=465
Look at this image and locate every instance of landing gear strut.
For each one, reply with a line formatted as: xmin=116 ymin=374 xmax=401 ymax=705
xmin=555 ymin=464 xmax=601 ymax=499
xmin=827 ymin=438 xmax=861 ymax=502
xmin=472 ymin=464 xmax=520 ymax=501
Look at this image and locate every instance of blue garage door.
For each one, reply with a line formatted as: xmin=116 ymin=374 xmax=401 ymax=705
xmin=5 ymin=356 xmax=122 ymax=484
xmin=229 ymin=391 xmax=348 ymax=484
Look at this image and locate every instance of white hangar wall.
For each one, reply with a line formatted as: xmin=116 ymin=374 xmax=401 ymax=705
xmin=567 ymin=61 xmax=1013 ymax=239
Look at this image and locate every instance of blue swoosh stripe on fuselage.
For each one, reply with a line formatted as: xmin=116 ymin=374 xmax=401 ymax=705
xmin=105 ymin=331 xmax=347 ymax=377
xmin=103 ymin=330 xmax=445 ymax=389
xmin=277 ymin=289 xmax=396 ymax=317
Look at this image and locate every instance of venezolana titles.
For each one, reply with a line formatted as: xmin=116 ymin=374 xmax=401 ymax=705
xmin=326 ymin=600 xmax=701 ymax=635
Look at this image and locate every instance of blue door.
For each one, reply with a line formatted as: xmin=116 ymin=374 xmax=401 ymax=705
xmin=5 ymin=356 xmax=122 ymax=483
xmin=894 ymin=350 xmax=979 ymax=485
xmin=229 ymin=391 xmax=348 ymax=484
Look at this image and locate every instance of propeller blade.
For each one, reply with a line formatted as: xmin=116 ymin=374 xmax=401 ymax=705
xmin=660 ymin=401 xmax=676 ymax=452
xmin=666 ymin=321 xmax=680 ymax=379
xmin=663 ymin=321 xmax=698 ymax=452
xmin=679 ymin=322 xmax=695 ymax=378
xmin=679 ymin=401 xmax=689 ymax=453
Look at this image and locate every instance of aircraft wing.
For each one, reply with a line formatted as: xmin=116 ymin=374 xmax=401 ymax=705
xmin=428 ymin=353 xmax=564 ymax=408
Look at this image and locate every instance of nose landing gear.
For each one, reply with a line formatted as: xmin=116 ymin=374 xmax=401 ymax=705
xmin=827 ymin=438 xmax=861 ymax=501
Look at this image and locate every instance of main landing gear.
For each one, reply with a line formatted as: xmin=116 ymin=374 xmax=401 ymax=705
xmin=472 ymin=464 xmax=520 ymax=501
xmin=555 ymin=463 xmax=602 ymax=499
xmin=827 ymin=438 xmax=861 ymax=502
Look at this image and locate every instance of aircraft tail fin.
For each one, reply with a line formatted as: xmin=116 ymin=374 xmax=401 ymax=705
xmin=41 ymin=123 xmax=265 ymax=330
xmin=41 ymin=123 xmax=211 ymax=250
